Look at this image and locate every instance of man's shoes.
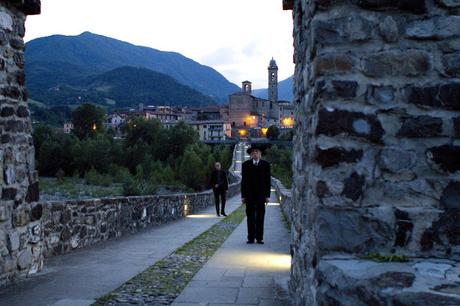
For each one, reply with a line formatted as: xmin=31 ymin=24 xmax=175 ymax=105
xmin=257 ymin=240 xmax=264 ymax=244
xmin=221 ymin=213 xmax=227 ymax=217
xmin=216 ymin=214 xmax=220 ymax=217
xmin=246 ymin=240 xmax=254 ymax=244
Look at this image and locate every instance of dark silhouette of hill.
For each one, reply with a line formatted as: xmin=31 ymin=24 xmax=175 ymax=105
xmin=25 ymin=31 xmax=240 ymax=104
xmin=29 ymin=66 xmax=215 ymax=108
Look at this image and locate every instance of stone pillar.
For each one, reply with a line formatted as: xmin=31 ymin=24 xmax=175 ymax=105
xmin=287 ymin=0 xmax=460 ymax=304
xmin=0 ymin=0 xmax=41 ymax=287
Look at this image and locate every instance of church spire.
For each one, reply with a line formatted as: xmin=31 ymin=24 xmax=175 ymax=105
xmin=268 ymin=58 xmax=278 ymax=103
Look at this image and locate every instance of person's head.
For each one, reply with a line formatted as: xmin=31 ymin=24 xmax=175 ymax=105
xmin=250 ymin=148 xmax=262 ymax=161
xmin=214 ymin=162 xmax=221 ymax=170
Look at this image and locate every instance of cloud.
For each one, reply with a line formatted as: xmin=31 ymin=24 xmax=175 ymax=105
xmin=201 ymin=48 xmax=237 ymax=66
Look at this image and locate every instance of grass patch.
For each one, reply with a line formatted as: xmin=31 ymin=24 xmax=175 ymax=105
xmin=92 ymin=205 xmax=246 ymax=305
xmin=363 ymin=252 xmax=409 ymax=263
xmin=39 ymin=177 xmax=123 ymax=200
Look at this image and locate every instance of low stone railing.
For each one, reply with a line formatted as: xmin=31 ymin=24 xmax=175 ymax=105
xmin=39 ymin=181 xmax=240 ymax=257
xmin=271 ymin=177 xmax=292 ymax=225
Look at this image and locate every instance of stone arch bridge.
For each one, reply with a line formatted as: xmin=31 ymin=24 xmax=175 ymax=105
xmin=1 ymin=0 xmax=460 ymax=305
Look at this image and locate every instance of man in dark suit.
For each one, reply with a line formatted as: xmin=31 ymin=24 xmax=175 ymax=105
xmin=241 ymin=144 xmax=271 ymax=244
xmin=210 ymin=162 xmax=229 ymax=217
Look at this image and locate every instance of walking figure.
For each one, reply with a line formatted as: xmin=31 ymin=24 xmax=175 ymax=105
xmin=210 ymin=162 xmax=229 ymax=217
xmin=241 ymin=144 xmax=271 ymax=244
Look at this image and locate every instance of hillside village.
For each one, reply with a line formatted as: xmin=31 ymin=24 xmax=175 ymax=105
xmin=62 ymin=59 xmax=295 ymax=142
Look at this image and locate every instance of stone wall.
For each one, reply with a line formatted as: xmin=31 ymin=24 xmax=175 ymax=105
xmin=286 ymin=0 xmax=460 ymax=304
xmin=41 ymin=182 xmax=241 ymax=257
xmin=271 ymin=177 xmax=293 ymax=223
xmin=0 ymin=1 xmax=41 ymax=288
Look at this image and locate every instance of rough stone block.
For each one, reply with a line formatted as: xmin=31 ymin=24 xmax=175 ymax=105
xmin=314 ymin=15 xmax=373 ymax=45
xmin=317 ymin=259 xmax=460 ymax=305
xmin=16 ymin=105 xmax=28 ymax=118
xmin=9 ymin=38 xmax=23 ymax=50
xmin=13 ymin=208 xmax=29 ymax=227
xmin=379 ymin=16 xmax=399 ymax=43
xmin=366 ymin=84 xmax=395 ymax=105
xmin=342 ymin=172 xmax=365 ymax=201
xmin=316 ymin=181 xmax=330 ymax=198
xmin=454 ymin=117 xmax=460 ymax=137
xmin=1 ymin=106 xmax=14 ymax=117
xmin=30 ymin=203 xmax=42 ymax=221
xmin=316 ymin=147 xmax=363 ymax=168
xmin=436 ymin=0 xmax=460 ymax=8
xmin=406 ymin=16 xmax=460 ymax=40
xmin=17 ymin=248 xmax=32 ymax=270
xmin=361 ymin=50 xmax=431 ymax=77
xmin=25 ymin=182 xmax=39 ymax=203
xmin=7 ymin=231 xmax=19 ymax=252
xmin=443 ymin=52 xmax=460 ymax=76
xmin=440 ymin=181 xmax=460 ymax=211
xmin=330 ymin=80 xmax=358 ymax=98
xmin=0 ymin=12 xmax=13 ymax=31
xmin=393 ymin=292 xmax=460 ymax=306
xmin=394 ymin=209 xmax=413 ymax=247
xmin=379 ymin=148 xmax=417 ymax=173
xmin=20 ymin=0 xmax=42 ymax=15
xmin=427 ymin=145 xmax=460 ymax=173
xmin=316 ymin=108 xmax=384 ymax=143
xmin=318 ymin=208 xmax=393 ymax=254
xmin=421 ymin=184 xmax=460 ymax=253
xmin=397 ymin=116 xmax=443 ymax=138
xmin=1 ymin=86 xmax=20 ymax=99
xmin=0 ymin=204 xmax=10 ymax=221
xmin=60 ymin=228 xmax=71 ymax=241
xmin=357 ymin=0 xmax=426 ymax=14
xmin=314 ymin=54 xmax=354 ymax=76
xmin=407 ymin=83 xmax=460 ymax=110
xmin=1 ymin=188 xmax=16 ymax=200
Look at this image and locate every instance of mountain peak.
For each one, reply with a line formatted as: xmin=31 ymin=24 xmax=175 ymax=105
xmin=25 ymin=32 xmax=240 ymax=105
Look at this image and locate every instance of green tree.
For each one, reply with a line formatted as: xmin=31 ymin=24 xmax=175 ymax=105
xmin=38 ymin=133 xmax=75 ymax=176
xmin=166 ymin=121 xmax=198 ymax=158
xmin=267 ymin=125 xmax=280 ymax=140
xmin=179 ymin=146 xmax=205 ymax=190
xmin=33 ymin=124 xmax=54 ymax=158
xmin=264 ymin=145 xmax=293 ymax=188
xmin=71 ymin=103 xmax=105 ymax=139
xmin=72 ymin=133 xmax=114 ymax=175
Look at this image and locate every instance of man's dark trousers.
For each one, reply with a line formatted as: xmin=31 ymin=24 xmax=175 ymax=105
xmin=246 ymin=201 xmax=265 ymax=242
xmin=213 ymin=188 xmax=226 ymax=215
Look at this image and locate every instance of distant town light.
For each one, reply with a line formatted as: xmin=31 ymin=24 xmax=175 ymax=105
xmin=261 ymin=127 xmax=268 ymax=136
xmin=282 ymin=117 xmax=293 ymax=127
xmin=92 ymin=123 xmax=97 ymax=131
xmin=239 ymin=129 xmax=247 ymax=137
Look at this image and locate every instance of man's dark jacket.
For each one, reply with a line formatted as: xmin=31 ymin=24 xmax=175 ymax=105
xmin=241 ymin=159 xmax=271 ymax=203
xmin=210 ymin=169 xmax=229 ymax=191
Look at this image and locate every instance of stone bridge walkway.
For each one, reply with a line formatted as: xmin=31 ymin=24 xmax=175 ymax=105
xmin=0 ymin=142 xmax=291 ymax=306
xmin=0 ymin=192 xmax=291 ymax=306
xmin=172 ymin=191 xmax=291 ymax=306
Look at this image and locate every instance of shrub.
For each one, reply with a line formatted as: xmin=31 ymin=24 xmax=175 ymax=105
xmin=122 ymin=176 xmax=142 ymax=196
xmin=85 ymin=168 xmax=113 ymax=186
xmin=56 ymin=168 xmax=65 ymax=183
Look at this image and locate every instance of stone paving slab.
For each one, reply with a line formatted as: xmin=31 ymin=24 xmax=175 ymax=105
xmin=172 ymin=192 xmax=291 ymax=306
xmin=0 ymin=195 xmax=242 ymax=306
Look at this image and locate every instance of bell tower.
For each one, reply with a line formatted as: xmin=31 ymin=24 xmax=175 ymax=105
xmin=268 ymin=58 xmax=278 ymax=103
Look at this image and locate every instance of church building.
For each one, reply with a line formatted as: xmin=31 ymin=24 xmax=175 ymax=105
xmin=228 ymin=58 xmax=281 ymax=137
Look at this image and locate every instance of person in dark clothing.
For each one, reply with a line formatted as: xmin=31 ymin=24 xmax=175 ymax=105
xmin=210 ymin=162 xmax=229 ymax=217
xmin=241 ymin=144 xmax=271 ymax=244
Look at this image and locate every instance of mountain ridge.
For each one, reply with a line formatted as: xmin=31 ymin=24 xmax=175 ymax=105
xmin=25 ymin=32 xmax=240 ymax=105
